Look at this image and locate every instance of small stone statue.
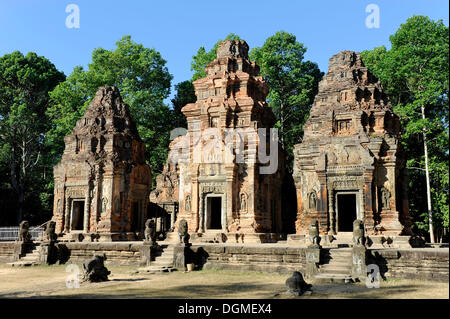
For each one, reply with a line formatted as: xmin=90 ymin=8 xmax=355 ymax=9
xmin=285 ymin=271 xmax=313 ymax=296
xmin=185 ymin=195 xmax=191 ymax=212
xmin=144 ymin=219 xmax=157 ymax=245
xmin=178 ymin=219 xmax=190 ymax=245
xmin=81 ymin=254 xmax=111 ymax=282
xmin=44 ymin=221 xmax=57 ymax=242
xmin=308 ymin=192 xmax=317 ymax=210
xmin=353 ymin=219 xmax=366 ymax=246
xmin=213 ymin=233 xmax=227 ymax=243
xmin=381 ymin=187 xmax=390 ymax=210
xmin=240 ymin=193 xmax=247 ymax=211
xmin=308 ymin=220 xmax=321 ymax=248
xmin=18 ymin=220 xmax=32 ymax=242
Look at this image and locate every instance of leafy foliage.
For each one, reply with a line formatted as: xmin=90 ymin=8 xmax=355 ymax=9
xmin=47 ymin=36 xmax=173 ymax=179
xmin=0 ymin=51 xmax=65 ymax=223
xmin=171 ymin=80 xmax=196 ymax=129
xmin=362 ymin=16 xmax=449 ymax=240
xmin=190 ymin=33 xmax=241 ymax=81
xmin=249 ymin=31 xmax=323 ymax=169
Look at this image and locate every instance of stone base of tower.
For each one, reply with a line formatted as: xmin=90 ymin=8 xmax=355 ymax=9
xmin=286 ymin=233 xmax=423 ymax=248
xmin=376 ymin=210 xmax=411 ymax=236
xmin=58 ymin=231 xmax=140 ymax=242
xmin=98 ymin=232 xmax=139 ymax=242
xmin=165 ymin=231 xmax=280 ymax=244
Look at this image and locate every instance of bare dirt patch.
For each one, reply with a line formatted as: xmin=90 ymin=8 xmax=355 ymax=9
xmin=0 ymin=264 xmax=447 ymax=299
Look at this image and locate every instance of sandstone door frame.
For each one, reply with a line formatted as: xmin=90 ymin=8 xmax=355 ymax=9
xmin=70 ymin=198 xmax=86 ymax=232
xmin=200 ymin=193 xmax=227 ymax=232
xmin=334 ymin=190 xmax=362 ymax=233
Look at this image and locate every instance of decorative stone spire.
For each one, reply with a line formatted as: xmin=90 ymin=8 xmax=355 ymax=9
xmin=182 ymin=40 xmax=273 ymax=129
xmin=304 ymin=51 xmax=399 ymax=141
xmin=62 ymin=86 xmax=145 ymax=165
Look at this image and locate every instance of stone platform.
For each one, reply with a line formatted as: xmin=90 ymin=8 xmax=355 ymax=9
xmin=287 ymin=233 xmax=420 ymax=248
xmin=0 ymin=240 xmax=447 ymax=282
xmin=166 ymin=231 xmax=281 ymax=244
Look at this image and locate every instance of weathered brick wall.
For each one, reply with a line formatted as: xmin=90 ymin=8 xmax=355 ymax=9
xmin=369 ymin=248 xmax=449 ymax=282
xmin=0 ymin=242 xmax=15 ymax=262
xmin=61 ymin=242 xmax=142 ymax=265
xmin=197 ymin=245 xmax=307 ymax=274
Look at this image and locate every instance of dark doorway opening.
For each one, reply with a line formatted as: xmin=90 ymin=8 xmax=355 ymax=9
xmin=208 ymin=197 xmax=222 ymax=230
xmin=71 ymin=200 xmax=85 ymax=230
xmin=337 ymin=194 xmax=357 ymax=232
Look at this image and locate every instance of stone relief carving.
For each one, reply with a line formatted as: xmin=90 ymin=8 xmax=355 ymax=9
xmin=201 ymin=183 xmax=225 ymax=194
xmin=66 ymin=187 xmax=85 ymax=198
xmin=239 ymin=192 xmax=247 ymax=212
xmin=114 ymin=196 xmax=120 ymax=214
xmin=381 ymin=187 xmax=390 ymax=210
xmin=308 ymin=192 xmax=317 ymax=210
xmin=102 ymin=197 xmax=108 ymax=214
xmin=185 ymin=194 xmax=191 ymax=212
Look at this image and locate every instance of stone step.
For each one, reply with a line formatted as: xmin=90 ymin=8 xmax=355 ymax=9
xmin=155 ymin=257 xmax=173 ymax=263
xmin=314 ymin=273 xmax=354 ymax=284
xmin=323 ymin=259 xmax=352 ymax=265
xmin=319 ymin=267 xmax=351 ymax=274
xmin=329 ymin=248 xmax=352 ymax=251
xmin=329 ymin=252 xmax=352 ymax=256
xmin=327 ymin=258 xmax=352 ymax=263
xmin=7 ymin=261 xmax=37 ymax=267
xmin=21 ymin=257 xmax=39 ymax=262
xmin=24 ymin=252 xmax=40 ymax=257
xmin=151 ymin=263 xmax=174 ymax=268
xmin=329 ymin=249 xmax=353 ymax=253
xmin=320 ymin=262 xmax=352 ymax=269
xmin=137 ymin=266 xmax=176 ymax=273
xmin=329 ymin=254 xmax=352 ymax=259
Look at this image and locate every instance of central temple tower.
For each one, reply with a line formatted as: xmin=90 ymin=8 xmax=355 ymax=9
xmin=151 ymin=40 xmax=285 ymax=242
xmin=292 ymin=51 xmax=412 ymax=237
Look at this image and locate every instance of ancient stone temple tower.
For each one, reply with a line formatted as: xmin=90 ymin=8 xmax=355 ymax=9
xmin=151 ymin=40 xmax=285 ymax=242
xmin=293 ymin=51 xmax=411 ymax=236
xmin=53 ymin=86 xmax=152 ymax=241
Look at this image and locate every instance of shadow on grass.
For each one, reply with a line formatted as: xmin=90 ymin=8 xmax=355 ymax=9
xmin=305 ymin=284 xmax=418 ymax=299
xmin=0 ymin=282 xmax=281 ymax=299
xmin=0 ymin=281 xmax=424 ymax=299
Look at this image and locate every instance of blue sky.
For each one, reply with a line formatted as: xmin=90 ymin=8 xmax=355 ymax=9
xmin=1 ymin=0 xmax=448 ymax=101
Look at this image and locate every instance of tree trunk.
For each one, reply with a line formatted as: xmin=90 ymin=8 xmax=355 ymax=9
xmin=280 ymin=103 xmax=285 ymax=149
xmin=17 ymin=189 xmax=24 ymax=224
xmin=9 ymin=144 xmax=25 ymax=224
xmin=421 ymin=105 xmax=434 ymax=243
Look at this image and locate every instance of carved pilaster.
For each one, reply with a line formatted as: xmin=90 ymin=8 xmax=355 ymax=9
xmin=316 ymin=171 xmax=328 ymax=234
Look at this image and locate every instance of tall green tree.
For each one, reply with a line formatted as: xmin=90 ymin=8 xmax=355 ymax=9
xmin=47 ymin=36 xmax=173 ymax=179
xmin=362 ymin=16 xmax=449 ymax=242
xmin=0 ymin=51 xmax=65 ymax=223
xmin=249 ymin=31 xmax=323 ymax=167
xmin=190 ymin=33 xmax=241 ymax=81
xmin=171 ymin=80 xmax=196 ymax=129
